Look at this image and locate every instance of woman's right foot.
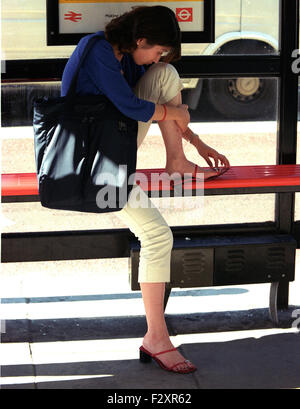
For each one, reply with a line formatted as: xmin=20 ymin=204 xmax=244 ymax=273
xmin=165 ymin=158 xmax=219 ymax=180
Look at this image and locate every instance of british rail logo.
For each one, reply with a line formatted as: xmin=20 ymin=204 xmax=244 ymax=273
xmin=176 ymin=8 xmax=193 ymax=22
xmin=64 ymin=11 xmax=82 ymax=23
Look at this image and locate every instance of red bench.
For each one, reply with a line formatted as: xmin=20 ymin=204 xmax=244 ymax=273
xmin=3 ymin=164 xmax=300 ymax=200
xmin=2 ymin=164 xmax=299 ymax=325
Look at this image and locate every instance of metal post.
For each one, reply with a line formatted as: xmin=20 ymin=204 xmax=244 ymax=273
xmin=275 ymin=0 xmax=299 ymax=308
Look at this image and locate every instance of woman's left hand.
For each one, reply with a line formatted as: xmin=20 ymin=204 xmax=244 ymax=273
xmin=196 ymin=140 xmax=230 ymax=170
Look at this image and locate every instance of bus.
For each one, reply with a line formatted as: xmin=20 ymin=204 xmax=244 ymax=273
xmin=1 ymin=0 xmax=280 ymax=125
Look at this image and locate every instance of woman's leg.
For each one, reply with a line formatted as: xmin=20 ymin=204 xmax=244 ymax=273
xmin=140 ymin=283 xmax=195 ymax=372
xmin=158 ymin=91 xmax=217 ymax=179
xmin=135 ymin=62 xmax=216 ymax=179
xmin=115 ymin=184 xmax=195 ymax=372
xmin=116 ymin=63 xmax=197 ymax=372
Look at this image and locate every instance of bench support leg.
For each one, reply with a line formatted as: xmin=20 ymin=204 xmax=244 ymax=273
xmin=276 ymin=280 xmax=289 ymax=310
xmin=269 ymin=281 xmax=290 ymax=325
xmin=269 ymin=282 xmax=279 ymax=325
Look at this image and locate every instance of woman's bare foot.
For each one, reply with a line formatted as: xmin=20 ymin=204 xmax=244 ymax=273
xmin=142 ymin=333 xmax=196 ymax=373
xmin=165 ymin=158 xmax=219 ymax=180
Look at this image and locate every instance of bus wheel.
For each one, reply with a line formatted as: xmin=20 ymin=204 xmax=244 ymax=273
xmin=207 ymin=40 xmax=277 ymax=120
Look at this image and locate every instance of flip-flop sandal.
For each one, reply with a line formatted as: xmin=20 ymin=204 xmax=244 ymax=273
xmin=170 ymin=165 xmax=229 ymax=188
xmin=206 ymin=166 xmax=229 ymax=181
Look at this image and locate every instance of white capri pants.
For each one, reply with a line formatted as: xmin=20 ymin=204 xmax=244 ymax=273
xmin=115 ymin=62 xmax=184 ymax=283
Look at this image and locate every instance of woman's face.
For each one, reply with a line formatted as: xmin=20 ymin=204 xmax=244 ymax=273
xmin=132 ymin=38 xmax=171 ymax=65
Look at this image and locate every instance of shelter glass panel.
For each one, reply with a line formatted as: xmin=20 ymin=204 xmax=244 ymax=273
xmin=2 ymin=76 xmax=278 ymax=233
xmin=1 ymin=0 xmax=280 ymax=61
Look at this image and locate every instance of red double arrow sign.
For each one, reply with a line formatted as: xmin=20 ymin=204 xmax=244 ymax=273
xmin=64 ymin=11 xmax=82 ymax=22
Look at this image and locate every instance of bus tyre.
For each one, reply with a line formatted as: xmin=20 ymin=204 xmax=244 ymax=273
xmin=207 ymin=76 xmax=277 ymax=120
xmin=206 ymin=40 xmax=277 ymax=120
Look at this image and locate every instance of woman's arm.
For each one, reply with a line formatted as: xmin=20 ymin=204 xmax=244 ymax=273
xmin=183 ymin=128 xmax=231 ymax=169
xmin=151 ymin=104 xmax=190 ymax=132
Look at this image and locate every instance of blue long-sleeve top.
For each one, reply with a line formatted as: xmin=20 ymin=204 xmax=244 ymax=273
xmin=61 ymin=31 xmax=155 ymax=122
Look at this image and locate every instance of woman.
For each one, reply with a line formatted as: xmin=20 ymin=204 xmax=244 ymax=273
xmin=62 ymin=5 xmax=230 ymax=374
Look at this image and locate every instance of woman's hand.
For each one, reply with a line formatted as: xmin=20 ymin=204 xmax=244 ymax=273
xmin=198 ymin=141 xmax=230 ymax=170
xmin=192 ymin=133 xmax=230 ymax=170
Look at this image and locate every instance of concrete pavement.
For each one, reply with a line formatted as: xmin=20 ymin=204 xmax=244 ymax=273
xmin=1 ymin=123 xmax=300 ymax=390
xmin=1 ymin=256 xmax=300 ymax=390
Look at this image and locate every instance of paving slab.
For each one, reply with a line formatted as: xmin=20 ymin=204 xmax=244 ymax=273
xmin=1 ymin=305 xmax=300 ymax=389
xmin=0 ymin=342 xmax=35 ymax=389
xmin=180 ymin=329 xmax=300 ymax=389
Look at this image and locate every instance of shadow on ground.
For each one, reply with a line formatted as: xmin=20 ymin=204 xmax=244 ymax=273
xmin=1 ymin=307 xmax=299 ymax=389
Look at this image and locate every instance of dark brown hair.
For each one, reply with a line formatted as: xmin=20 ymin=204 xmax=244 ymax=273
xmin=104 ymin=6 xmax=181 ymax=63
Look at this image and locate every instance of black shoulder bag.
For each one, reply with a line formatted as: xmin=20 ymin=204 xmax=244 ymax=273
xmin=33 ymin=35 xmax=138 ymax=213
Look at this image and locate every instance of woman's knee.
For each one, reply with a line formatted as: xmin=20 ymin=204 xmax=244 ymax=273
xmin=144 ymin=62 xmax=180 ymax=87
xmin=160 ymin=225 xmax=174 ymax=251
xmin=134 ymin=62 xmax=183 ymax=104
xmin=141 ymin=223 xmax=173 ymax=254
xmin=147 ymin=61 xmax=178 ymax=77
xmin=152 ymin=224 xmax=174 ymax=255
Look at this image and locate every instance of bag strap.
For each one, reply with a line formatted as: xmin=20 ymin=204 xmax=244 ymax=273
xmin=66 ymin=34 xmax=104 ymax=99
